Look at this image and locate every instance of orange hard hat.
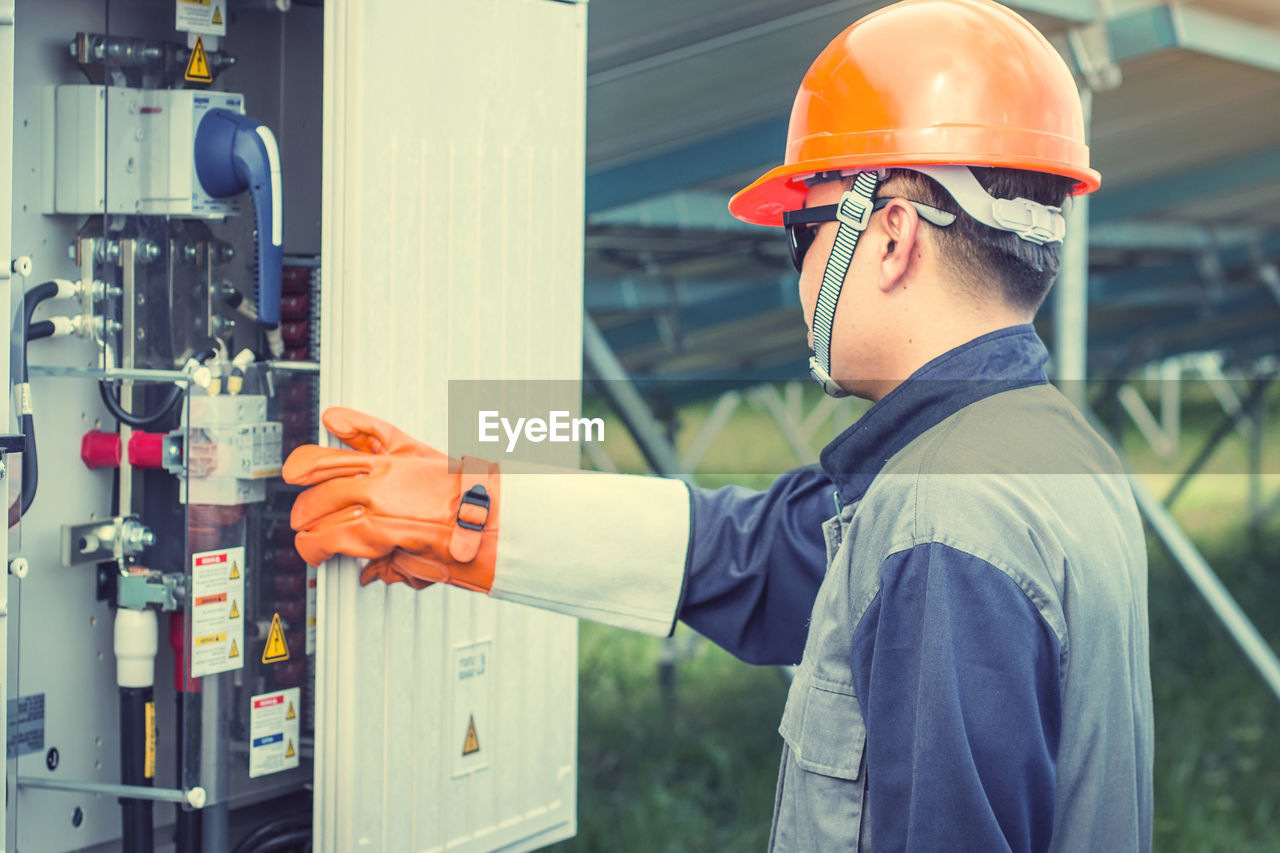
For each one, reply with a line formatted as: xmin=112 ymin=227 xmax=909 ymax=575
xmin=729 ymin=0 xmax=1099 ymax=226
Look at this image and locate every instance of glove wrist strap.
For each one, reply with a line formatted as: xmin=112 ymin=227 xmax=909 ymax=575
xmin=449 ymin=456 xmax=497 ymax=563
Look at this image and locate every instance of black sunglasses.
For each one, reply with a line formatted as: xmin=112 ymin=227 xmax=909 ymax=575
xmin=781 ymin=197 xmax=956 ymax=273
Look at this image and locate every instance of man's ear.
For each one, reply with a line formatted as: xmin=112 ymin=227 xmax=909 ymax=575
xmin=876 ymin=198 xmax=920 ymax=294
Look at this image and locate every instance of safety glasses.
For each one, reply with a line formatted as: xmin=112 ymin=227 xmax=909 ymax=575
xmin=781 ymin=197 xmax=956 ymax=273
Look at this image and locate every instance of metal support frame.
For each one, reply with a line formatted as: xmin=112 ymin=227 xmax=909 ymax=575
xmin=1163 ymin=373 xmax=1274 ymax=510
xmin=1111 ymin=436 xmax=1280 ymax=703
xmin=586 ymin=3 xmax=1280 ymax=219
xmin=679 ymin=390 xmax=742 ymax=474
xmin=1055 ymin=89 xmax=1092 ymax=406
xmin=582 ymin=315 xmax=686 ymax=482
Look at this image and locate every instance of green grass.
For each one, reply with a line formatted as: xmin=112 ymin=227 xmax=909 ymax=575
xmin=552 ymin=382 xmax=1280 ymax=852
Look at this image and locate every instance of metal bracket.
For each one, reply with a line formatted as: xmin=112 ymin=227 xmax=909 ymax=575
xmin=60 ymin=516 xmax=155 ymax=567
xmin=117 ymin=567 xmax=185 ymax=612
xmin=1053 ymin=20 xmax=1122 ymax=92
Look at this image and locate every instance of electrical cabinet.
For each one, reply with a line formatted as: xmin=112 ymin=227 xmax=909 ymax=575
xmin=4 ymin=1 xmax=585 ymax=851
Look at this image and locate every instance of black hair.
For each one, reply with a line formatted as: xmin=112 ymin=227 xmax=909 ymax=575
xmin=880 ymin=166 xmax=1076 ymax=313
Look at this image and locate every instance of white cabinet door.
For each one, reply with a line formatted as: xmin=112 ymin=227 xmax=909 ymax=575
xmin=317 ymin=1 xmax=585 ymax=850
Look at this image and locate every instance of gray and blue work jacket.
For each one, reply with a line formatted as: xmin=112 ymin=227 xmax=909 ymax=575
xmin=677 ymin=325 xmax=1154 ymax=851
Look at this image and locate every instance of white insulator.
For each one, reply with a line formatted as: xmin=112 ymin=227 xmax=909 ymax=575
xmin=114 ymin=607 xmax=158 ymax=689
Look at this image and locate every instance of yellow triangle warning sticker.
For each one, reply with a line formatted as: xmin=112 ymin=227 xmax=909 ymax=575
xmin=285 ymin=739 xmax=295 ymax=758
xmin=211 ymin=6 xmax=223 ymax=25
xmin=462 ymin=715 xmax=480 ymax=756
xmin=228 ymin=599 xmax=240 ymax=619
xmin=262 ymin=612 xmax=290 ymax=663
xmin=229 ymin=561 xmax=240 ymax=580
xmin=185 ymin=36 xmax=213 ymax=84
xmin=285 ymin=702 xmax=296 ymax=721
xmin=228 ymin=639 xmax=239 ymax=659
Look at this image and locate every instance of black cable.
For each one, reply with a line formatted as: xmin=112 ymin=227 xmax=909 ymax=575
xmin=119 ymin=686 xmax=155 ymax=853
xmin=98 ymin=380 xmax=186 ymax=429
xmin=17 ymin=280 xmax=62 ymax=516
xmin=230 ymin=815 xmax=311 ymax=853
xmin=97 ymin=345 xmax=217 ymax=429
xmin=251 ymin=828 xmax=313 ymax=853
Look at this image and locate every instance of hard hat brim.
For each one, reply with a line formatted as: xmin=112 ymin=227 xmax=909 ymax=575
xmin=729 ymin=142 xmax=1102 ymax=227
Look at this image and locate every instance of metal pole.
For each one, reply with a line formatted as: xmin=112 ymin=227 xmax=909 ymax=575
xmin=17 ymin=777 xmax=205 ymax=807
xmin=582 ymin=315 xmax=687 ymax=482
xmin=1128 ymin=474 xmax=1280 ymax=703
xmin=1054 ymin=89 xmax=1091 ymax=407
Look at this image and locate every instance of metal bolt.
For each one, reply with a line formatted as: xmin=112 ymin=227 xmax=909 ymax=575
xmin=136 ymin=292 xmax=147 ymax=306
xmin=46 ymin=748 xmax=59 ymax=771
xmin=136 ymin=328 xmax=146 ymax=342
xmin=71 ymin=807 xmax=83 ymax=828
xmin=136 ymin=240 xmax=161 ymax=265
xmin=122 ymin=521 xmax=156 ymax=554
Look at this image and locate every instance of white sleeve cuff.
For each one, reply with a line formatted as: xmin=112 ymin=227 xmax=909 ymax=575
xmin=489 ymin=471 xmax=690 ymax=636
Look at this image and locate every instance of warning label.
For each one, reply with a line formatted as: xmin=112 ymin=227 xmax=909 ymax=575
xmin=305 ymin=563 xmax=317 ymax=656
xmin=462 ymin=715 xmax=480 ymax=756
xmin=262 ymin=612 xmax=290 ymax=664
xmin=184 ymin=36 xmax=213 ymax=84
xmin=6 ymin=693 xmax=45 ymax=759
xmin=249 ymin=687 xmax=301 ymax=779
xmin=175 ymin=0 xmax=227 ymax=37
xmin=452 ymin=640 xmax=492 ymax=777
xmin=190 ymin=547 xmax=246 ymax=678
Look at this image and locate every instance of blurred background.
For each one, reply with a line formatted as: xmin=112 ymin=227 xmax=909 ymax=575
xmin=556 ymin=1 xmax=1280 ymax=850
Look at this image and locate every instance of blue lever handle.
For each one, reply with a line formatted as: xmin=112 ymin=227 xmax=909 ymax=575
xmin=194 ymin=108 xmax=283 ymax=325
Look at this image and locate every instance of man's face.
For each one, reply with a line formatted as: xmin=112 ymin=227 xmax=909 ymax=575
xmin=795 ymin=180 xmax=845 ymax=353
xmin=794 ymin=178 xmax=891 ymax=397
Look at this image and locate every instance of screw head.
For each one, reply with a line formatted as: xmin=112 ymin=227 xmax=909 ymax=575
xmin=72 ymin=806 xmax=84 ymax=828
xmin=46 ymin=747 xmax=60 ymax=771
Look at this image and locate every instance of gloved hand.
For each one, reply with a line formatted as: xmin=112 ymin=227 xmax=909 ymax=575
xmin=283 ymin=407 xmax=500 ymax=592
xmin=317 ymin=407 xmax=441 ymax=589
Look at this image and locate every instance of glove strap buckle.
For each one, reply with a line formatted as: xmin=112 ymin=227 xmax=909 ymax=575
xmin=456 ymin=485 xmax=490 ymax=531
xmin=450 ymin=456 xmax=495 ymax=563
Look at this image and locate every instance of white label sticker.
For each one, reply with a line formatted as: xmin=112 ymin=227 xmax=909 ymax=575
xmin=305 ymin=563 xmax=317 ymax=656
xmin=190 ymin=547 xmax=246 ymax=678
xmin=249 ymin=687 xmax=301 ymax=778
xmin=175 ymin=0 xmax=227 ymax=37
xmin=452 ymin=641 xmax=492 ymax=777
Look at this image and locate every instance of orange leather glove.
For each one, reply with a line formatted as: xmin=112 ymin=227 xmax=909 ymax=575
xmin=282 ymin=407 xmax=500 ymax=593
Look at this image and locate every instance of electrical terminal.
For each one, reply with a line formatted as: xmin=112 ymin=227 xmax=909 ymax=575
xmin=227 ymin=348 xmax=256 ymax=395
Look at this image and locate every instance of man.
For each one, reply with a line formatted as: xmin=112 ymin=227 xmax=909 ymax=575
xmin=284 ymin=0 xmax=1154 ymax=849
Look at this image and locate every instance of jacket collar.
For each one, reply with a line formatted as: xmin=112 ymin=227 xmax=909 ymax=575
xmin=819 ymin=324 xmax=1049 ymax=506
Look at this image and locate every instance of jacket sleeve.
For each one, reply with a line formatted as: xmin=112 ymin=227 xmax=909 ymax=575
xmin=850 ymin=542 xmax=1062 ymax=853
xmin=678 ymin=464 xmax=834 ymax=665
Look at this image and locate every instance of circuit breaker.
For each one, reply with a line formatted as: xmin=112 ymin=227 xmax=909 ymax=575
xmin=51 ymin=86 xmax=245 ymax=217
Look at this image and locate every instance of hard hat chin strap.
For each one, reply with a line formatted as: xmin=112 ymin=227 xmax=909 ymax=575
xmin=809 ymin=170 xmax=880 ymax=398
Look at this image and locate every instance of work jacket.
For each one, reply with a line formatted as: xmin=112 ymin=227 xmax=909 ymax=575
xmin=679 ymin=326 xmax=1154 ymax=851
